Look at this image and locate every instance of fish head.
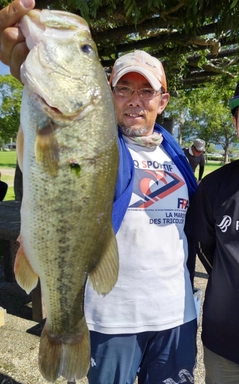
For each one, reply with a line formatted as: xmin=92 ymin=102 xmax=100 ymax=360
xmin=20 ymin=10 xmax=107 ymax=119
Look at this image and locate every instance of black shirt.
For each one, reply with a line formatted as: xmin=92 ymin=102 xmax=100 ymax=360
xmin=185 ymin=160 xmax=239 ymax=364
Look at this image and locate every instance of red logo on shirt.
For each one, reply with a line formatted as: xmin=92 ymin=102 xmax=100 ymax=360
xmin=129 ymin=169 xmax=185 ymax=208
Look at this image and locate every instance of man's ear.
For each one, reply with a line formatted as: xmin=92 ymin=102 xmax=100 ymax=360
xmin=157 ymin=93 xmax=170 ymax=114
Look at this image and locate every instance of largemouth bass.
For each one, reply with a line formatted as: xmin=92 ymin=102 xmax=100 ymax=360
xmin=15 ymin=9 xmax=119 ymax=382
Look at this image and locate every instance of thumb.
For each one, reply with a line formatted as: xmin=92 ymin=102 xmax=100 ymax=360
xmin=0 ymin=0 xmax=35 ymax=33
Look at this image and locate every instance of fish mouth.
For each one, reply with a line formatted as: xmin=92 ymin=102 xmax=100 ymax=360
xmin=40 ymin=97 xmax=62 ymax=115
xmin=34 ymin=93 xmax=89 ymax=120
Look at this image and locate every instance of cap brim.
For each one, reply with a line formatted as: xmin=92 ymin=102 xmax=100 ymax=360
xmin=112 ymin=66 xmax=162 ymax=91
xmin=229 ymin=96 xmax=239 ymax=110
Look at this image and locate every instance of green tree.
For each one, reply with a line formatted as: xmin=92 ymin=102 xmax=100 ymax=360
xmin=163 ymin=90 xmax=192 ymax=145
xmin=2 ymin=0 xmax=239 ymax=89
xmin=0 ymin=75 xmax=23 ymax=143
xmin=165 ymin=78 xmax=239 ymax=162
xmin=1 ymin=0 xmax=239 ymax=155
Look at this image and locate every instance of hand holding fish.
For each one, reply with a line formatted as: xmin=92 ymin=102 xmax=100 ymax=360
xmin=0 ymin=0 xmax=35 ymax=81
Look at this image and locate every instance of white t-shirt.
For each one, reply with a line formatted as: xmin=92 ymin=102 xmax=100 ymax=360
xmin=85 ymin=138 xmax=196 ymax=334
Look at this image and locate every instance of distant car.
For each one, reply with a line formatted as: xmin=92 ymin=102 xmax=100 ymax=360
xmin=206 ymin=153 xmax=223 ymax=158
xmin=4 ymin=143 xmax=16 ymax=150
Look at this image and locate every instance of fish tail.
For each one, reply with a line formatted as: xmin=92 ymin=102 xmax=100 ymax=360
xmin=39 ymin=318 xmax=90 ymax=382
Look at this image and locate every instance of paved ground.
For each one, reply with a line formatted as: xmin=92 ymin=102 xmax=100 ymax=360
xmin=0 ymin=168 xmax=15 ymax=187
xmin=0 ymin=256 xmax=207 ymax=384
xmin=0 ymin=168 xmax=15 ymax=177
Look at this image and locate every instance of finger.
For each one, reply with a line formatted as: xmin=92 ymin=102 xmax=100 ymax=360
xmin=0 ymin=26 xmax=25 ymax=65
xmin=0 ymin=0 xmax=35 ymax=33
xmin=11 ymin=41 xmax=29 ymax=81
xmin=0 ymin=0 xmax=34 ymax=80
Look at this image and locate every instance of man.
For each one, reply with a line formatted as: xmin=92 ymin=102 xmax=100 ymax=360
xmin=0 ymin=2 xmax=198 ymax=383
xmin=185 ymin=82 xmax=239 ymax=384
xmin=183 ymin=139 xmax=205 ymax=183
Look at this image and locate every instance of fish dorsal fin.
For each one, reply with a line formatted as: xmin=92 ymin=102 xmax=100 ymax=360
xmin=89 ymin=228 xmax=119 ymax=295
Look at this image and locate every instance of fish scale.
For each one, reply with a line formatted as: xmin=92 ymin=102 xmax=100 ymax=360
xmin=14 ymin=9 xmax=119 ymax=383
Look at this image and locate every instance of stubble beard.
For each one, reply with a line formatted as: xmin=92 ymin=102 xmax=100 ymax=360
xmin=118 ymin=123 xmax=149 ymax=137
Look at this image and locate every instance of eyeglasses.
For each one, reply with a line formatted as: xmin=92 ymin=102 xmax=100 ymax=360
xmin=113 ymin=85 xmax=162 ymax=99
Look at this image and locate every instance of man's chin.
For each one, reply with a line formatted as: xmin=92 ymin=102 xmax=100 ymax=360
xmin=118 ymin=124 xmax=149 ymax=137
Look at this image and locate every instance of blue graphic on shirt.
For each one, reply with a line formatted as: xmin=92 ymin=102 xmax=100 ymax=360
xmin=129 ymin=168 xmax=184 ymax=208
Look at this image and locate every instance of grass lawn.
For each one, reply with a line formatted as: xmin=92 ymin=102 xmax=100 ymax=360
xmin=0 ymin=150 xmax=17 ymax=168
xmin=0 ymin=152 xmax=226 ymax=201
xmin=0 ymin=150 xmax=17 ymax=201
xmin=203 ymin=160 xmax=224 ymax=177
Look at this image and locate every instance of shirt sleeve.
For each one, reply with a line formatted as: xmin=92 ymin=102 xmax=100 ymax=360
xmin=200 ymin=154 xmax=205 ymax=167
xmin=198 ymin=165 xmax=204 ymax=181
xmin=185 ymin=181 xmax=215 ymax=274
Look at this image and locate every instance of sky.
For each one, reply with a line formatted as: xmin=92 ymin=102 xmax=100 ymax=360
xmin=0 ymin=62 xmax=10 ymax=75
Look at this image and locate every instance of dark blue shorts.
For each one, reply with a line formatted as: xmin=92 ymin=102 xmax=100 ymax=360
xmin=87 ymin=319 xmax=197 ymax=384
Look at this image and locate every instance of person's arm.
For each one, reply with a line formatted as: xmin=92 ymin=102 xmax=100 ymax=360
xmin=186 ymin=235 xmax=197 ymax=286
xmin=196 ymin=240 xmax=214 ymax=275
xmin=198 ymin=154 xmax=205 ymax=182
xmin=0 ymin=0 xmax=35 ymax=81
xmin=185 ymin=180 xmax=216 ymax=278
xmin=198 ymin=164 xmax=204 ymax=182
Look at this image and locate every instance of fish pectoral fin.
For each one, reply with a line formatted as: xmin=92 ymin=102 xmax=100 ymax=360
xmin=39 ymin=318 xmax=90 ymax=382
xmin=35 ymin=126 xmax=59 ymax=177
xmin=14 ymin=241 xmax=39 ymax=295
xmin=89 ymin=228 xmax=119 ymax=295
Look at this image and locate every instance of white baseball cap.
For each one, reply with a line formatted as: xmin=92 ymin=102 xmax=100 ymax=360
xmin=110 ymin=50 xmax=167 ymax=92
xmin=193 ymin=139 xmax=205 ymax=152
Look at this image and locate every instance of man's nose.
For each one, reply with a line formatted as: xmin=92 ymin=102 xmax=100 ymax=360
xmin=128 ymin=90 xmax=142 ymax=104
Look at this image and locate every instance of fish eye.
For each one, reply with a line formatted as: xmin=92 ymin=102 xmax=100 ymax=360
xmin=81 ymin=44 xmax=94 ymax=54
